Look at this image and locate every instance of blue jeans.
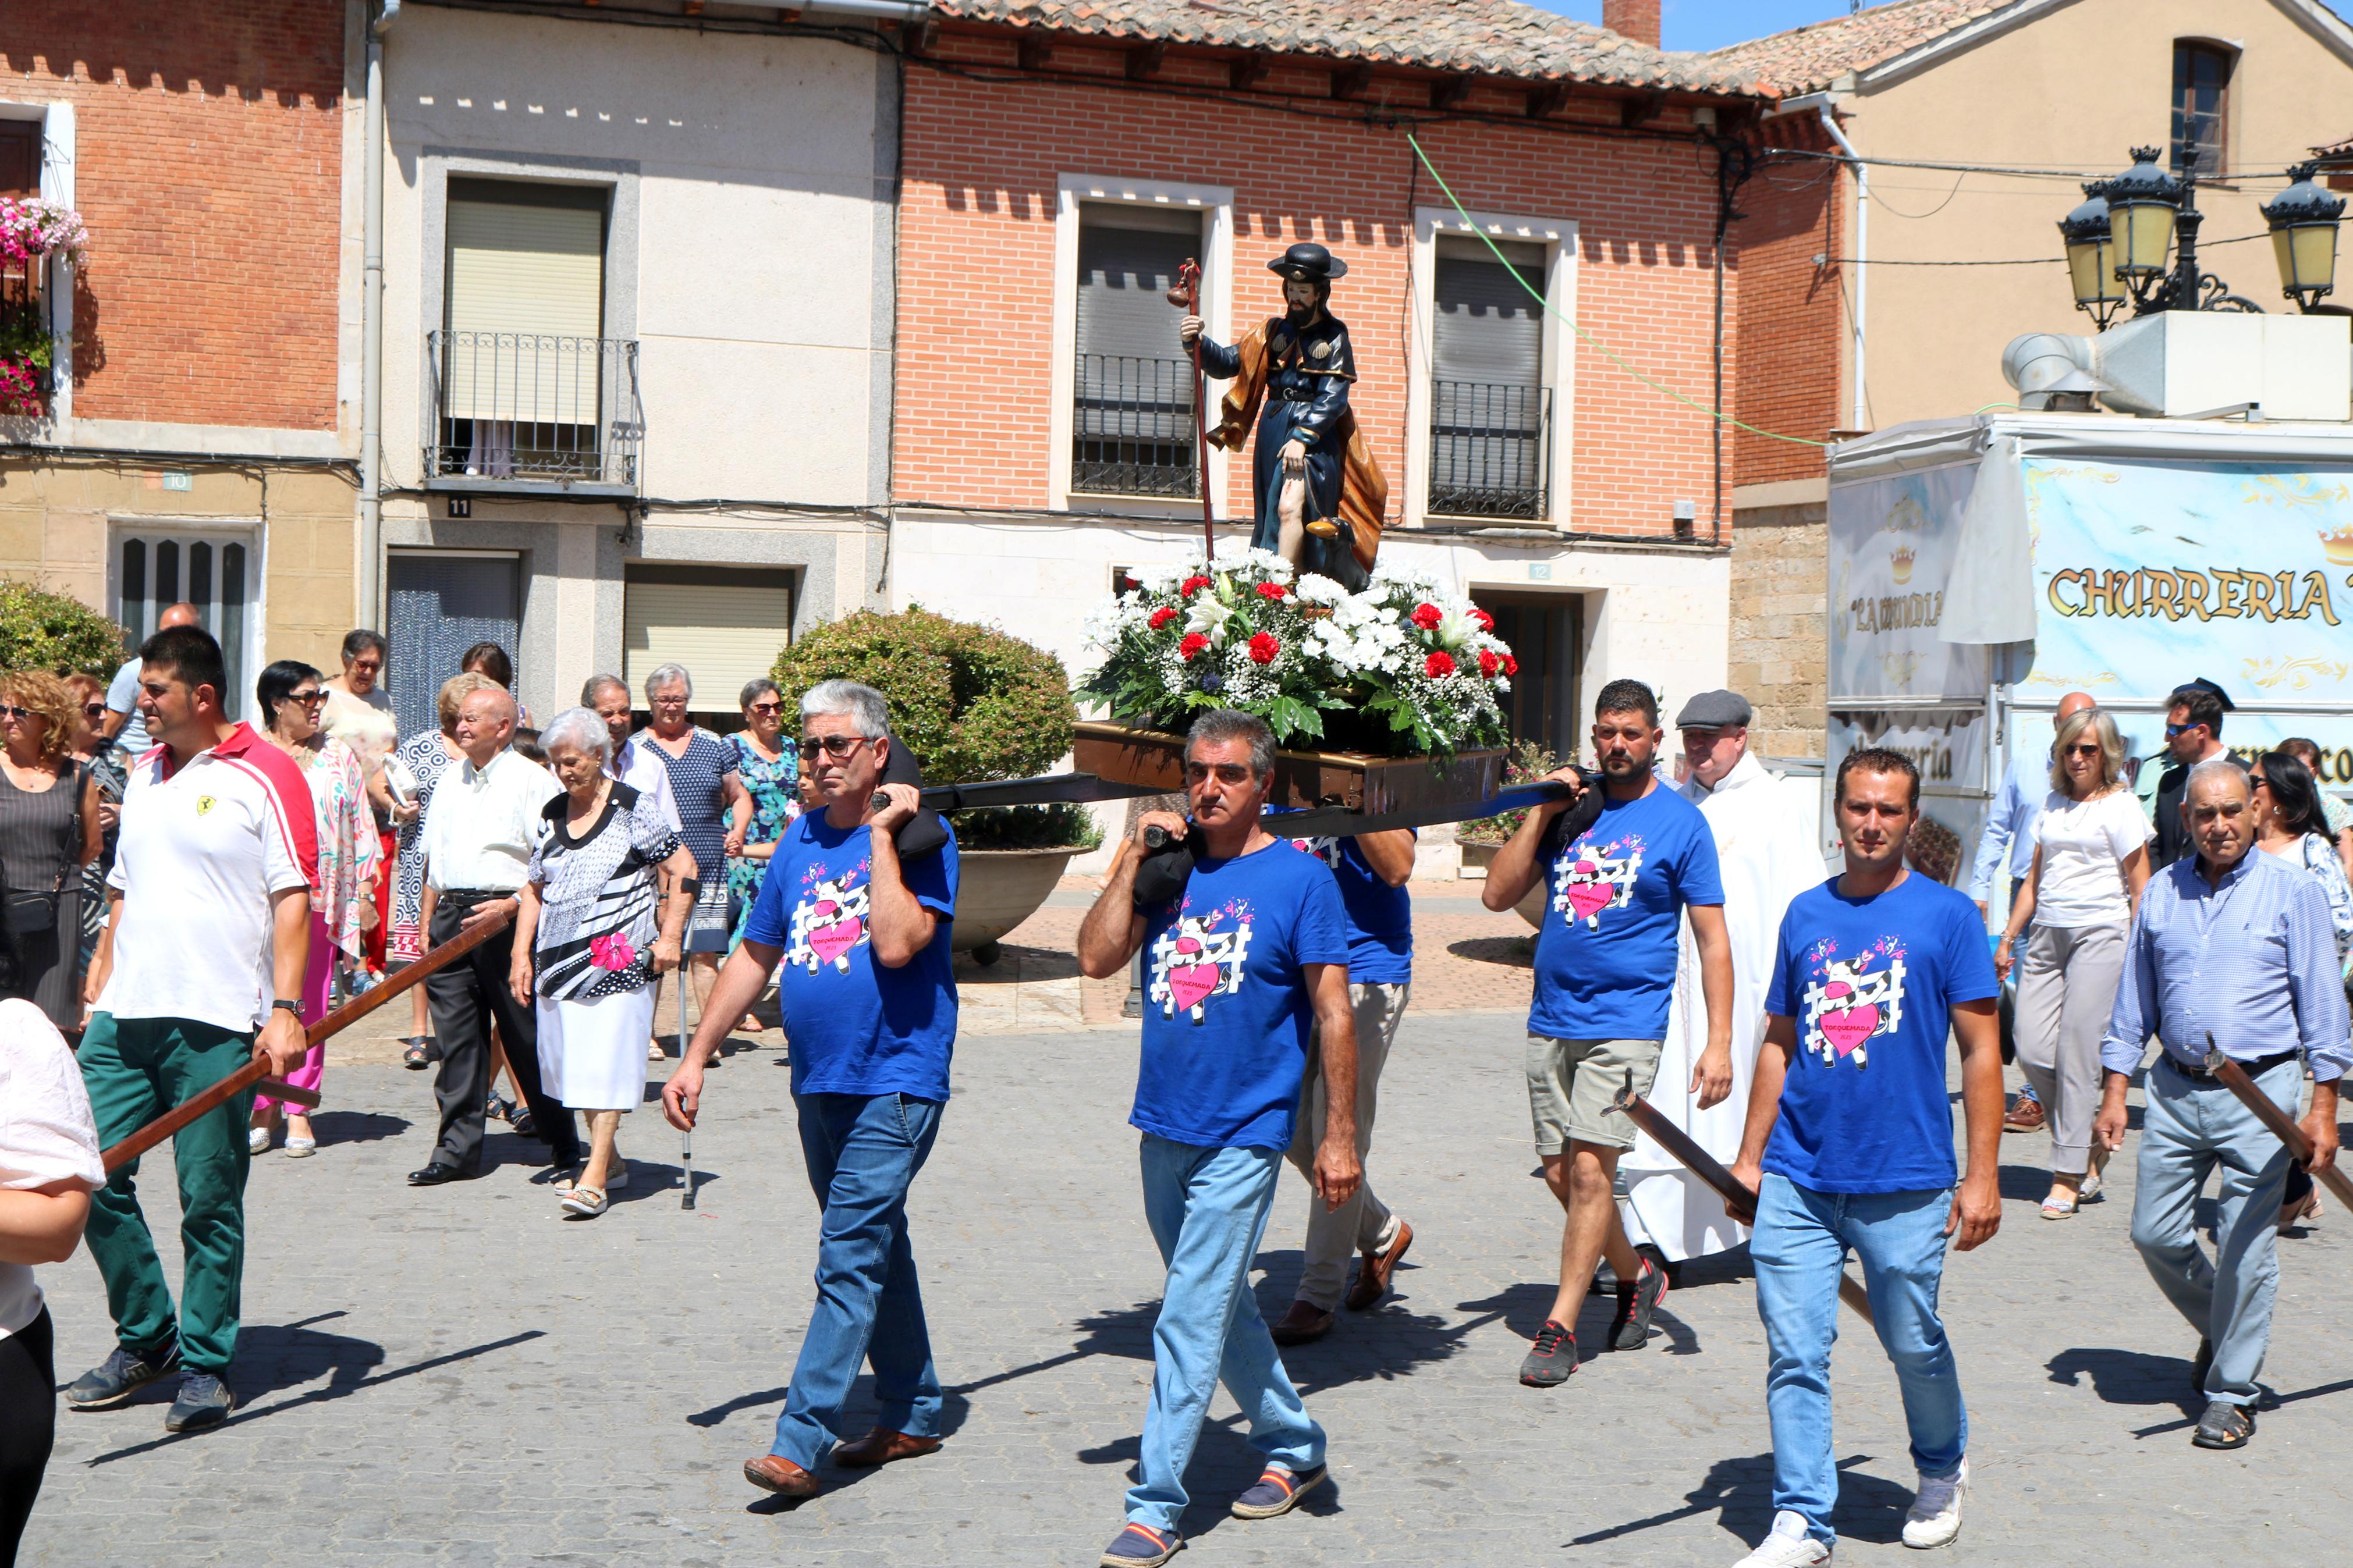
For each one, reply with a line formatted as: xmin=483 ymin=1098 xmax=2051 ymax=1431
xmin=2130 ymin=1055 xmax=2299 ymax=1407
xmin=1752 ymin=1174 xmax=1967 ymax=1545
xmin=769 ymin=1091 xmax=945 ymax=1469
xmin=1129 ymin=1135 xmax=1324 ymax=1533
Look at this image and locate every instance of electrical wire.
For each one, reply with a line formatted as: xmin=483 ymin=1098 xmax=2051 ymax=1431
xmin=1404 ymin=132 xmax=1830 ymax=449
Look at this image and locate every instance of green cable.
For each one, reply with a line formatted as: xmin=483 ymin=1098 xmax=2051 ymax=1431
xmin=1404 ymin=131 xmax=1831 ymax=449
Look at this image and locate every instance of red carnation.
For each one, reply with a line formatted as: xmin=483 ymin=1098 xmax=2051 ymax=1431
xmin=1248 ymin=631 xmax=1280 ymax=664
xmin=1179 ymin=632 xmax=1211 ymax=660
xmin=1148 ymin=606 xmax=1179 ymax=630
xmin=1255 ymin=581 xmax=1286 ymax=601
xmin=1410 ymin=602 xmax=1443 ymax=630
xmin=1502 ymin=653 xmax=1519 ymax=676
xmin=1478 ymin=649 xmax=1500 ymax=678
xmin=1424 ymin=650 xmax=1456 ymax=678
xmin=1180 ymin=574 xmax=1212 ymax=598
xmin=1471 ymin=607 xmax=1495 ymax=632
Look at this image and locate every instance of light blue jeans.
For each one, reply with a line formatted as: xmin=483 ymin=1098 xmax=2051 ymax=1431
xmin=1128 ymin=1135 xmax=1325 ymax=1533
xmin=2130 ymin=1055 xmax=2301 ymax=1408
xmin=1751 ymin=1173 xmax=1967 ymax=1546
xmin=769 ymin=1091 xmax=945 ymax=1469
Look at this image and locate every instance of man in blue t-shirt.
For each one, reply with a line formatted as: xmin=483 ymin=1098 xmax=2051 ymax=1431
xmin=1076 ymin=710 xmax=1361 ymax=1568
xmin=1481 ymin=679 xmax=1733 ymax=1386
xmin=662 ymin=679 xmax=959 ymax=1503
xmin=1265 ymin=817 xmax=1419 ymax=1348
xmin=1723 ymin=747 xmax=2004 ymax=1568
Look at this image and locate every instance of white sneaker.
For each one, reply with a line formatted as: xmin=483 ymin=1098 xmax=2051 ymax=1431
xmin=1902 ymin=1457 xmax=1967 ymax=1548
xmin=1734 ymin=1511 xmax=1832 ymax=1567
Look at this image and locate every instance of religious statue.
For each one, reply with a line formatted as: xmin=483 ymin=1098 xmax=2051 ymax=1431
xmin=1179 ymin=242 xmax=1387 ymax=589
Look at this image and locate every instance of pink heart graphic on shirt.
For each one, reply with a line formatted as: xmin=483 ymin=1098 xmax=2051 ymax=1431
xmin=1562 ymin=862 xmax=1613 ymax=922
xmin=810 ymin=916 xmax=863 ymax=966
xmin=1817 ymin=982 xmax=1879 ymax=1056
xmin=1168 ymin=962 xmax=1222 ymax=1014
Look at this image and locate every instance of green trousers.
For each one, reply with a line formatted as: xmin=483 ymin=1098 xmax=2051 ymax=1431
xmin=79 ymin=1013 xmax=257 ymax=1373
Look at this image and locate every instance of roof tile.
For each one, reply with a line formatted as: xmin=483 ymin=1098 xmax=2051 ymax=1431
xmin=1706 ymin=0 xmax=2019 ymax=97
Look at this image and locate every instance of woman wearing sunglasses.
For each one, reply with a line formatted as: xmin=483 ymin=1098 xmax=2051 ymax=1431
xmin=246 ymin=660 xmax=382 ymax=1158
xmin=1996 ymin=706 xmax=2149 ymax=1218
xmin=721 ymin=680 xmax=800 ymax=1031
xmin=62 ymin=674 xmax=124 ymax=997
xmin=0 ymin=673 xmax=101 ymax=1036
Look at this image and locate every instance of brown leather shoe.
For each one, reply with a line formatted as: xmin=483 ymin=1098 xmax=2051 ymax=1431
xmin=2003 ymin=1095 xmax=2046 ymax=1134
xmin=833 ymin=1427 xmax=943 ymax=1468
xmin=1344 ymin=1218 xmax=1414 ymax=1311
xmin=743 ymin=1453 xmax=820 ymax=1497
xmin=1268 ymin=1300 xmax=1335 ymax=1346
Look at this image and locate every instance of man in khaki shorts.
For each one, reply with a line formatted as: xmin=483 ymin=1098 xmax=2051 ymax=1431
xmin=1482 ymin=679 xmax=1733 ymax=1386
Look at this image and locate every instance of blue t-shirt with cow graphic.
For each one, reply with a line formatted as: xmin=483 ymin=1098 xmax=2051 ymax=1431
xmin=1528 ymin=782 xmax=1723 ymax=1042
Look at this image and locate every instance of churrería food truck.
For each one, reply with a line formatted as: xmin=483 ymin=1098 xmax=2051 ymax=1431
xmin=1824 ymin=325 xmax=2353 ymax=891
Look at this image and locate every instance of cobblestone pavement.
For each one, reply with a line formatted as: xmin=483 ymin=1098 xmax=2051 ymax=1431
xmin=29 ymin=1004 xmax=2353 ymax=1567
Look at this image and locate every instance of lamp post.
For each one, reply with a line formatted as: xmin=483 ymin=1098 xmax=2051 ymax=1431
xmin=2059 ymin=144 xmax=2298 ymax=324
xmin=2262 ymin=162 xmax=2345 ymax=312
xmin=2058 ymin=188 xmax=2127 ymax=328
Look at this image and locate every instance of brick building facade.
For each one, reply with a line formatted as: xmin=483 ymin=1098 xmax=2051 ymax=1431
xmin=0 ymin=0 xmax=357 ymax=710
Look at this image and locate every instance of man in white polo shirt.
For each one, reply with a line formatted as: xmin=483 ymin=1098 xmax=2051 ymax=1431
xmin=66 ymin=623 xmax=317 ymax=1435
xmin=411 ymin=685 xmax=572 ymax=1185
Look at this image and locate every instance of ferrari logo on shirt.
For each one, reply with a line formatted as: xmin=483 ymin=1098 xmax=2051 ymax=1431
xmin=196 ymin=795 xmax=217 ymax=816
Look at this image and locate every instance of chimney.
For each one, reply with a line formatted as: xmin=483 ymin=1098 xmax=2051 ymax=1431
xmin=1604 ymin=0 xmax=1661 ymax=48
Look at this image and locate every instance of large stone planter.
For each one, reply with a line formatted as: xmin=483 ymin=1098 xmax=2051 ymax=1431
xmin=1458 ymin=841 xmax=1546 ymax=930
xmin=953 ymin=845 xmax=1081 ymax=962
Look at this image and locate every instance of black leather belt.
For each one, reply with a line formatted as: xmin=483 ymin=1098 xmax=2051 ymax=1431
xmin=439 ymin=888 xmax=517 ymax=906
xmin=2167 ymin=1048 xmax=2301 ymax=1083
xmin=1273 ymin=385 xmax=1315 ymax=402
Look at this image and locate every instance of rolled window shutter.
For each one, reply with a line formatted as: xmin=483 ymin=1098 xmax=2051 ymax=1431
xmin=1076 ymin=219 xmax=1196 ymax=442
xmin=445 ymin=198 xmax=605 ymax=424
xmin=1432 ymin=246 xmax=1543 ymax=387
xmin=624 ymin=581 xmax=795 ymax=710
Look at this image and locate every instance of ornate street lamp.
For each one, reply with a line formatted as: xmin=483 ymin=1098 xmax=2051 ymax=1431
xmin=2262 ymin=161 xmax=2345 ymax=312
xmin=2104 ymin=147 xmax=2180 ymax=286
xmin=2059 ymin=187 xmax=2127 ymax=327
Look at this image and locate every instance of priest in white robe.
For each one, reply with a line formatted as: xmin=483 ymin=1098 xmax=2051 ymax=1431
xmin=1620 ymin=690 xmax=1826 ymax=1265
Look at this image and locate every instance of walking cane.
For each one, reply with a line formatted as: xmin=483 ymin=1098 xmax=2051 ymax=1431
xmin=679 ymin=966 xmax=696 ymax=1210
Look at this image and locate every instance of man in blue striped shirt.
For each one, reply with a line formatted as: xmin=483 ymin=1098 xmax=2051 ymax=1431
xmin=2096 ymin=758 xmax=2348 ymax=1452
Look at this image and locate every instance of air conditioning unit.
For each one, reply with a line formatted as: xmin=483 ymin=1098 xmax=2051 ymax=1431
xmin=2004 ymin=313 xmax=2351 ymax=421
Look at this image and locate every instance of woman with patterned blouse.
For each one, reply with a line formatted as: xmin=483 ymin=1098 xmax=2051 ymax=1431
xmin=249 ymin=660 xmax=382 ymax=1158
xmin=388 ymin=672 xmax=495 ymax=1068
xmin=510 ymin=707 xmax=695 ymax=1219
xmin=725 ymin=678 xmax=801 ymax=1027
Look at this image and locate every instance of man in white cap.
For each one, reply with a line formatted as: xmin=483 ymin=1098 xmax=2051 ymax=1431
xmin=1619 ymin=690 xmax=1824 ymax=1288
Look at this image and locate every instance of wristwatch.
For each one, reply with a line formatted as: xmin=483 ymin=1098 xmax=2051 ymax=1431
xmin=272 ymin=999 xmax=303 ymax=1015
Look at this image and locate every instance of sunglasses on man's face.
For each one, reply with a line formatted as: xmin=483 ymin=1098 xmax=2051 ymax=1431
xmin=797 ymin=734 xmax=871 ymax=760
xmin=2164 ymin=722 xmax=2203 ymax=738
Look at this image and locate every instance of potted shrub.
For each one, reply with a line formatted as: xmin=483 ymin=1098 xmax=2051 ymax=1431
xmin=0 ymin=581 xmax=129 ymax=677
xmin=772 ymin=607 xmax=1093 ymax=962
xmin=1455 ymin=739 xmax=1558 ymax=930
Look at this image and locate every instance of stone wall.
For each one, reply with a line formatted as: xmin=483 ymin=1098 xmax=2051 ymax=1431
xmin=1729 ymin=502 xmax=1826 ymax=759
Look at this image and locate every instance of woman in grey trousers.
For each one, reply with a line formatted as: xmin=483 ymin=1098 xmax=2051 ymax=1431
xmin=1997 ymin=706 xmax=2150 ymax=1218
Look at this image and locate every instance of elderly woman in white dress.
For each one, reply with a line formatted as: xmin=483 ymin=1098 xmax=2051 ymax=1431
xmin=509 ymin=708 xmax=696 ymax=1219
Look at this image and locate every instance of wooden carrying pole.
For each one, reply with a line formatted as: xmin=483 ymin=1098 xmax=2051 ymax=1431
xmin=2204 ymin=1041 xmax=2353 ymax=1213
xmin=1608 ymin=1073 xmax=1875 ymax=1325
xmin=101 ymin=908 xmax=516 ymax=1173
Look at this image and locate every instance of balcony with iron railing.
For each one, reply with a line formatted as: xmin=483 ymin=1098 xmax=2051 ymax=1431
xmin=1429 ymin=381 xmax=1551 ymax=520
xmin=1073 ymin=351 xmax=1198 ymax=499
xmin=423 ymin=330 xmax=643 ymax=495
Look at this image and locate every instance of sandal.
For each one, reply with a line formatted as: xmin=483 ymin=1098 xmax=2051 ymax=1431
xmin=560 ymin=1187 xmax=608 ymax=1219
xmin=485 ymin=1093 xmax=515 ymax=1124
xmin=284 ymin=1137 xmax=317 ymax=1158
xmin=402 ymin=1037 xmax=438 ymax=1070
xmin=2040 ymin=1193 xmax=2079 ymax=1219
xmin=510 ymin=1105 xmax=537 ymax=1138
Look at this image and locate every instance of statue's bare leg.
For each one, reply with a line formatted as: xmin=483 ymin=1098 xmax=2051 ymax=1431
xmin=1277 ymin=475 xmax=1308 ymax=568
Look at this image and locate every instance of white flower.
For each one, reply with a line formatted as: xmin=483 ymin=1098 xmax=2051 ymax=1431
xmin=1294 ymin=573 xmax=1349 ymax=606
xmin=1184 ymin=596 xmax=1234 ymax=645
xmin=1435 ymin=607 xmax=1479 ymax=651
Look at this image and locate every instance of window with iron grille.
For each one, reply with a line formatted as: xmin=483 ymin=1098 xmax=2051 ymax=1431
xmin=1073 ymin=205 xmax=1200 ymax=499
xmin=1429 ymin=237 xmax=1550 ymax=519
xmin=2171 ymin=42 xmax=2233 ymax=178
xmin=113 ymin=532 xmax=258 ymax=720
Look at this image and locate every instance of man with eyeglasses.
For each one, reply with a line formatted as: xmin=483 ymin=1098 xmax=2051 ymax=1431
xmin=1075 ymin=708 xmax=1360 ymax=1568
xmin=2138 ymin=678 xmax=2234 ymax=872
xmin=665 ymin=679 xmax=959 ymax=1502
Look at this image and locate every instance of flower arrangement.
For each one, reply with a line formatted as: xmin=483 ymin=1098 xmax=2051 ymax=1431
xmin=0 ymin=197 xmax=85 ymax=419
xmin=1081 ymin=544 xmax=1516 ymax=758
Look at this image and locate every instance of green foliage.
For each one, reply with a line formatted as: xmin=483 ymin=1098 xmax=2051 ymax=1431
xmin=950 ymin=802 xmax=1105 ymax=852
xmin=1454 ymin=739 xmax=1558 ymax=847
xmin=0 ymin=579 xmax=126 ymax=677
xmin=0 ymin=310 xmax=52 ymax=372
xmin=771 ymin=606 xmax=1078 ymax=789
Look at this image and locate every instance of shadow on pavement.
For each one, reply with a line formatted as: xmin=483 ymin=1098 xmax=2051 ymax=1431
xmin=1568 ymin=1452 xmax=1912 ymax=1549
xmin=1445 ymin=936 xmax=1532 ymax=969
xmin=740 ymin=1376 xmax=972 ymax=1512
xmin=303 ymin=1110 xmax=410 ymax=1146
xmin=1074 ymin=1410 xmax=1336 ymax=1546
xmin=84 ymin=1327 xmax=546 ymax=1466
xmin=2046 ymin=1345 xmax=2203 ymax=1417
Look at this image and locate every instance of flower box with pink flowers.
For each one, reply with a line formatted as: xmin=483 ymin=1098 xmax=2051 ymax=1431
xmin=0 ymin=196 xmax=88 ymax=418
xmin=1078 ymin=545 xmax=1517 ymax=806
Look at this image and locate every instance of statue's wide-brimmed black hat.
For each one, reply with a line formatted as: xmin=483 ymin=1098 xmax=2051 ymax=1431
xmin=1268 ymin=241 xmax=1347 ymax=281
